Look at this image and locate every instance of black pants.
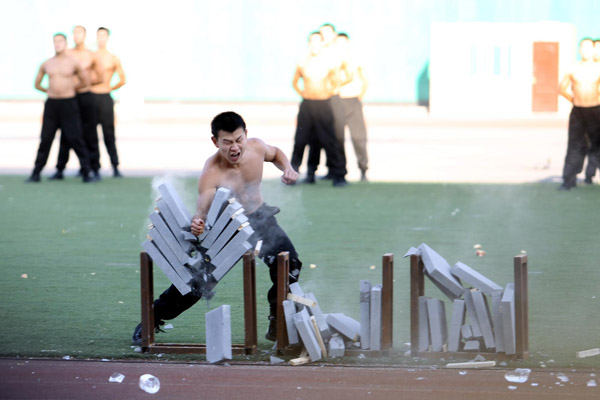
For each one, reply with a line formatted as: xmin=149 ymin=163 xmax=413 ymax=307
xmin=562 ymin=105 xmax=600 ymax=187
xmin=56 ymin=92 xmax=100 ymax=171
xmin=95 ymin=93 xmax=120 ymax=167
xmin=291 ymin=98 xmax=346 ymax=177
xmin=307 ymin=94 xmax=347 ymax=174
xmin=32 ymin=98 xmax=90 ymax=175
xmin=153 ymin=203 xmax=302 ymax=323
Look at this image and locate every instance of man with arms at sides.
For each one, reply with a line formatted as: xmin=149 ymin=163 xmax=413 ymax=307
xmin=337 ymin=32 xmax=370 ymax=182
xmin=50 ymin=25 xmax=104 ymax=180
xmin=290 ymin=31 xmax=348 ymax=186
xmin=557 ymin=38 xmax=600 ymax=190
xmin=132 ymin=112 xmax=302 ymax=345
xmin=583 ymin=38 xmax=600 ymax=184
xmin=27 ymin=33 xmax=93 ymax=183
xmin=91 ymin=27 xmax=126 ymax=178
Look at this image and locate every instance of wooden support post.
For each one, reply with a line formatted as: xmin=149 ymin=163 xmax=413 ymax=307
xmin=514 ymin=254 xmax=529 ymax=360
xmin=276 ymin=251 xmax=290 ymax=351
xmin=381 ymin=253 xmax=394 ymax=350
xmin=243 ymin=251 xmax=257 ymax=354
xmin=140 ymin=252 xmax=155 ymax=349
xmin=410 ymin=254 xmax=425 ymax=356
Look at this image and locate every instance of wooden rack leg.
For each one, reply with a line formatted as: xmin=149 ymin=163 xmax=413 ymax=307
xmin=243 ymin=251 xmax=257 ymax=354
xmin=514 ymin=254 xmax=529 ymax=360
xmin=410 ymin=254 xmax=425 ymax=356
xmin=276 ymin=251 xmax=290 ymax=350
xmin=140 ymin=252 xmax=155 ymax=349
xmin=381 ymin=253 xmax=394 ymax=350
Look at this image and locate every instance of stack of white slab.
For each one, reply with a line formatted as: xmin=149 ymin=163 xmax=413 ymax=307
xmin=284 ymin=282 xmax=363 ymax=361
xmin=142 ymin=183 xmax=254 ymax=296
xmin=405 ymin=244 xmax=517 ymax=354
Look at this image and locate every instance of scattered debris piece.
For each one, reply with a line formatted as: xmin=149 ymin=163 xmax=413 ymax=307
xmin=62 ymin=356 xmax=71 ymax=360
xmin=504 ymin=368 xmax=531 ymax=383
xmin=309 ymin=264 xmax=317 ymax=269
xmin=369 ymin=265 xmax=376 ymax=270
xmin=473 ymin=244 xmax=482 ymax=249
xmin=108 ymin=373 xmax=125 ymax=383
xmin=139 ymin=374 xmax=160 ymax=394
xmin=270 ymin=356 xmax=284 ymax=364
xmin=20 ymin=274 xmax=28 ymax=279
xmin=576 ymin=348 xmax=600 ymax=358
xmin=446 ymin=361 xmax=496 ymax=369
xmin=289 ymin=356 xmax=311 ymax=366
xmin=587 ymin=380 xmax=597 ymax=387
xmin=164 ymin=323 xmax=174 ymax=330
xmin=476 ymin=250 xmax=486 ymax=257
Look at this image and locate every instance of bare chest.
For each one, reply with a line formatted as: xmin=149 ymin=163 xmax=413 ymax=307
xmin=45 ymin=59 xmax=76 ymax=79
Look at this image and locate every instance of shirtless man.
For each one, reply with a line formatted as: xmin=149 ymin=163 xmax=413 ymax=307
xmin=337 ymin=33 xmax=370 ymax=182
xmin=290 ymin=31 xmax=347 ymax=186
xmin=51 ymin=25 xmax=104 ymax=180
xmin=132 ymin=111 xmax=301 ymax=345
xmin=583 ymin=38 xmax=600 ymax=184
xmin=26 ymin=33 xmax=93 ymax=183
xmin=558 ymin=38 xmax=600 ymax=190
xmin=91 ymin=27 xmax=126 ymax=178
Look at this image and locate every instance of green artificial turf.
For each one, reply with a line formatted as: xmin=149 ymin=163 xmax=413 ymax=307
xmin=0 ymin=174 xmax=599 ymax=368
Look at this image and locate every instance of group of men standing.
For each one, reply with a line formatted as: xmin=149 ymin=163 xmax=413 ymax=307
xmin=558 ymin=38 xmax=600 ymax=190
xmin=291 ymin=23 xmax=369 ymax=187
xmin=27 ymin=26 xmax=126 ymax=183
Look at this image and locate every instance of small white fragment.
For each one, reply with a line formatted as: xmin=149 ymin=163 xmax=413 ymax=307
xmin=270 ymin=356 xmax=284 ymax=364
xmin=21 ymin=274 xmax=28 ymax=279
xmin=139 ymin=374 xmax=160 ymax=394
xmin=369 ymin=265 xmax=376 ymax=270
xmin=416 ymin=377 xmax=425 ymax=381
xmin=309 ymin=264 xmax=317 ymax=269
xmin=164 ymin=324 xmax=174 ymax=330
xmin=507 ymin=385 xmax=517 ymax=390
xmin=62 ymin=356 xmax=71 ymax=360
xmin=101 ymin=358 xmax=110 ymax=362
xmin=108 ymin=373 xmax=125 ymax=383
xmin=459 ymin=371 xmax=467 ymax=375
xmin=531 ymin=382 xmax=539 ymax=387
xmin=505 ymin=368 xmax=531 ymax=383
xmin=587 ymin=380 xmax=597 ymax=387
xmin=473 ymin=244 xmax=482 ymax=249
xmin=556 ymin=373 xmax=569 ymax=383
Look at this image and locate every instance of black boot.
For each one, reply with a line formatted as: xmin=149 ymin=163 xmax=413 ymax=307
xmin=48 ymin=170 xmax=64 ymax=180
xmin=132 ymin=320 xmax=165 ymax=346
xmin=113 ymin=166 xmax=123 ymax=178
xmin=25 ymin=173 xmax=41 ymax=183
xmin=265 ymin=315 xmax=276 ymax=342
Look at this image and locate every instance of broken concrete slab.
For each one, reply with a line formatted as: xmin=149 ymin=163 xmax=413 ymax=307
xmin=463 ymin=289 xmax=483 ymax=338
xmin=283 ymin=300 xmax=299 ymax=345
xmin=305 ymin=293 xmax=331 ymax=339
xmin=418 ymin=296 xmax=431 ymax=352
xmin=576 ymin=348 xmax=600 ymax=358
xmin=142 ymin=240 xmax=191 ymax=296
xmin=157 ymin=183 xmax=192 ymax=230
xmin=471 ymin=289 xmax=495 ymax=349
xmin=328 ymin=334 xmax=345 ymax=358
xmin=447 ymin=299 xmax=465 ymax=352
xmin=359 ymin=280 xmax=371 ymax=350
xmin=370 ymin=284 xmax=382 ymax=351
xmin=500 ymin=283 xmax=516 ymax=355
xmin=446 ymin=360 xmax=496 ymax=368
xmin=210 ymin=224 xmax=254 ymax=281
xmin=289 ymin=282 xmax=304 ymax=297
xmin=463 ymin=340 xmax=481 ymax=351
xmin=326 ymin=313 xmax=361 ymax=342
xmin=426 ymin=297 xmax=448 ymax=352
xmin=461 ymin=324 xmax=474 ymax=340
xmin=149 ymin=211 xmax=190 ymax=265
xmin=403 ymin=246 xmax=420 ymax=258
xmin=205 ymin=187 xmax=232 ymax=228
xmin=451 ymin=262 xmax=502 ymax=296
xmin=418 ymin=243 xmax=463 ymax=301
xmin=293 ymin=308 xmax=321 ymax=361
xmin=201 ymin=201 xmax=243 ymax=250
xmin=205 ymin=305 xmax=232 ymax=363
xmin=205 ymin=214 xmax=248 ymax=259
xmin=147 ymin=227 xmax=193 ymax=283
xmin=156 ymin=199 xmax=194 ymax=253
xmin=491 ymin=290 xmax=505 ymax=353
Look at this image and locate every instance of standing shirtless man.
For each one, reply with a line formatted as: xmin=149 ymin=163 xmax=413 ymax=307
xmin=51 ymin=25 xmax=104 ymax=180
xmin=92 ymin=27 xmax=126 ymax=178
xmin=558 ymin=38 xmax=600 ymax=190
xmin=132 ymin=111 xmax=301 ymax=345
xmin=583 ymin=38 xmax=600 ymax=184
xmin=290 ymin=31 xmax=347 ymax=186
xmin=26 ymin=33 xmax=93 ymax=183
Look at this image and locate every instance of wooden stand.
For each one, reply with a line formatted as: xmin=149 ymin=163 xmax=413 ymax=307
xmin=139 ymin=251 xmax=258 ymax=355
xmin=409 ymin=254 xmax=529 ymax=360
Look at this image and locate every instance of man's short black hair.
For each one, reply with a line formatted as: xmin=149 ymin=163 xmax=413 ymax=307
xmin=320 ymin=23 xmax=336 ymax=32
xmin=53 ymin=33 xmax=67 ymax=40
xmin=98 ymin=27 xmax=110 ymax=35
xmin=308 ymin=31 xmax=322 ymax=41
xmin=337 ymin=32 xmax=349 ymax=39
xmin=580 ymin=37 xmax=593 ymax=45
xmin=211 ymin=111 xmax=246 ymax=138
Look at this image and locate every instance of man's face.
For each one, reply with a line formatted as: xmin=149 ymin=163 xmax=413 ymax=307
xmin=320 ymin=25 xmax=336 ymax=46
xmin=212 ymin=127 xmax=247 ymax=165
xmin=97 ymin=30 xmax=109 ymax=47
xmin=53 ymin=35 xmax=67 ymax=54
xmin=73 ymin=26 xmax=86 ymax=45
xmin=580 ymin=40 xmax=594 ymax=61
xmin=308 ymin=34 xmax=323 ymax=55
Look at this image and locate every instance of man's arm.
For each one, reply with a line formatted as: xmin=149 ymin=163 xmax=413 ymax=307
xmin=292 ymin=65 xmax=304 ymax=97
xmin=34 ymin=64 xmax=47 ymax=93
xmin=190 ymin=165 xmax=217 ymax=235
xmin=91 ymin=53 xmax=104 ymax=86
xmin=110 ymin=56 xmax=126 ymax=91
xmin=357 ymin=66 xmax=368 ymax=100
xmin=339 ymin=61 xmax=354 ymax=86
xmin=74 ymin=61 xmax=90 ymax=91
xmin=558 ymin=72 xmax=573 ymax=103
xmin=263 ymin=140 xmax=298 ymax=184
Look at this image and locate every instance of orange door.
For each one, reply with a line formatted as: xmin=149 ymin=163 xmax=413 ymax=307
xmin=532 ymin=42 xmax=559 ymax=112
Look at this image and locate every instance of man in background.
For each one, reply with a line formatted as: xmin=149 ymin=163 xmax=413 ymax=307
xmin=50 ymin=25 xmax=104 ymax=180
xmin=92 ymin=27 xmax=126 ymax=178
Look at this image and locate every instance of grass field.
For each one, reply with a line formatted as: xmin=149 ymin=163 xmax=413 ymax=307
xmin=1 ymin=174 xmax=599 ymax=368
